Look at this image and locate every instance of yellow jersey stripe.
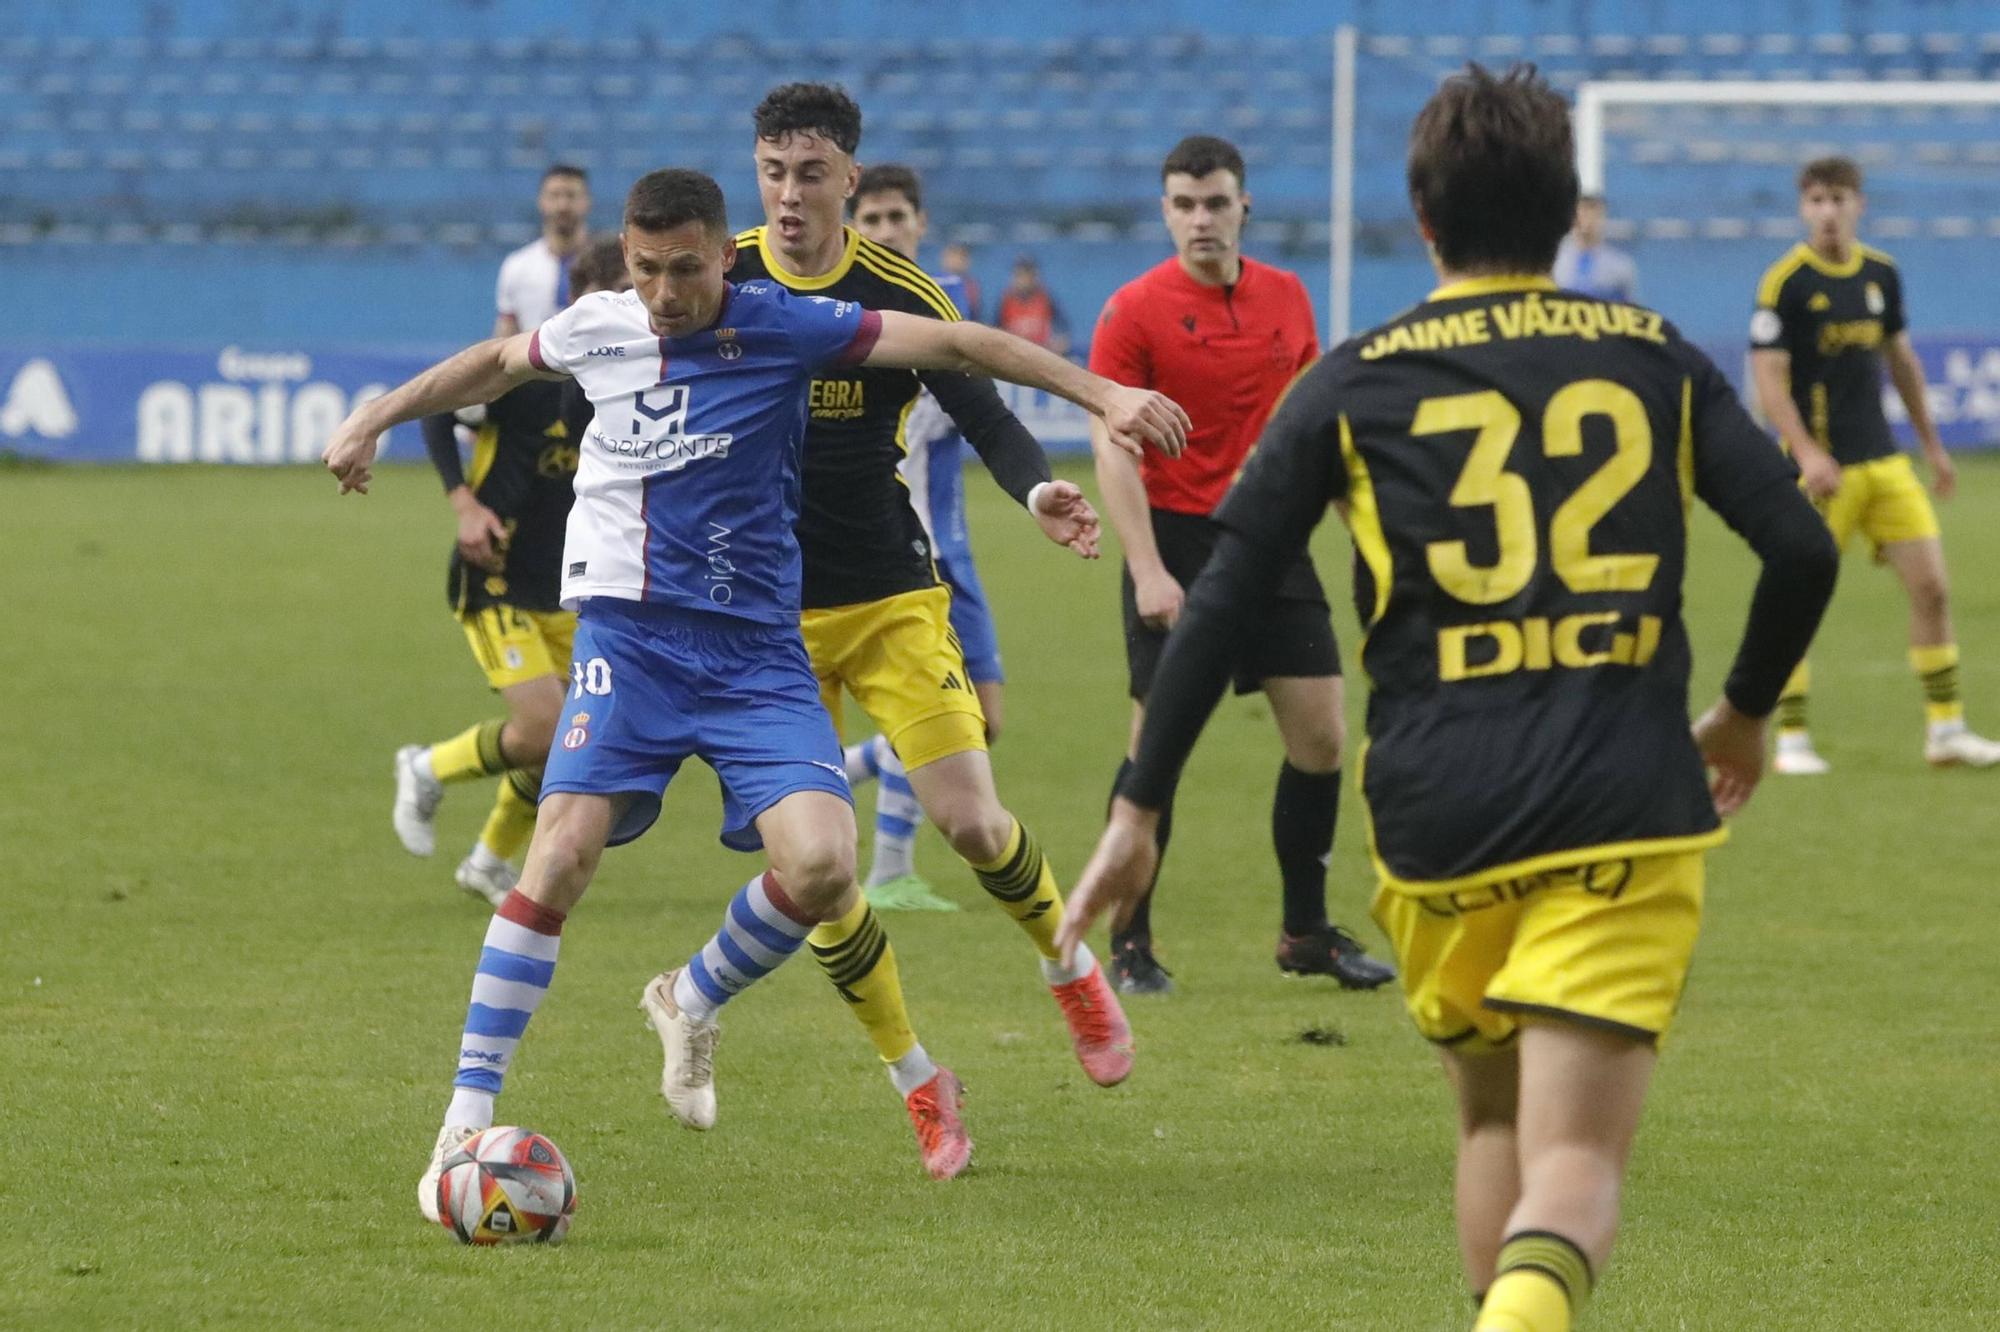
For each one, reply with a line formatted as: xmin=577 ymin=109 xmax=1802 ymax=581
xmin=467 ymin=421 xmax=500 ymax=489
xmin=855 ymin=239 xmax=963 ymax=319
xmin=737 ymin=225 xmax=863 ymax=290
xmin=1756 ymin=247 xmax=1808 ymax=308
xmin=853 ymin=250 xmax=960 ymax=321
xmin=1338 ymin=413 xmax=1393 ymax=628
xmin=1677 ymin=377 xmax=1695 ymax=516
xmin=1861 ymin=243 xmax=1897 ymax=268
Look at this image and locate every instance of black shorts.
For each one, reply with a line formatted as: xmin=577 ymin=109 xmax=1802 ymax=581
xmin=1121 ymin=507 xmax=1340 ymax=700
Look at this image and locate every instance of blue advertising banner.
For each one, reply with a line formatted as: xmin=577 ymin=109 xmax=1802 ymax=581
xmin=0 ymin=343 xmax=445 ymax=464
xmin=6 ymin=336 xmax=1997 ymax=464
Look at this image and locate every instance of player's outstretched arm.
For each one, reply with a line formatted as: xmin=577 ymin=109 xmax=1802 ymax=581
xmin=321 ymin=332 xmax=556 ymax=495
xmin=863 ymin=311 xmax=1189 ymax=460
xmin=916 ymin=371 xmax=1098 ymax=556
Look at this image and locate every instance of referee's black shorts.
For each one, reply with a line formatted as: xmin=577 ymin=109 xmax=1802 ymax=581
xmin=1121 ymin=506 xmax=1340 ymax=701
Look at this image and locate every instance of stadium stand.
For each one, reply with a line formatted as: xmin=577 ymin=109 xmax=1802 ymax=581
xmin=5 ymin=0 xmax=1998 ymax=342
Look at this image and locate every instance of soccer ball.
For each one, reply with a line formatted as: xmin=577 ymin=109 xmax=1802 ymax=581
xmin=435 ymin=1126 xmax=576 ymax=1245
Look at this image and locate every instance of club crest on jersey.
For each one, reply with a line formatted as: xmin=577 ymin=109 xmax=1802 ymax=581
xmin=1865 ymin=282 xmax=1885 ymax=315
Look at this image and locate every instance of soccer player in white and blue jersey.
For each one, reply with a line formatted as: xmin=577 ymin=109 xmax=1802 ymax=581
xmin=320 ymin=168 xmax=1189 ymax=1207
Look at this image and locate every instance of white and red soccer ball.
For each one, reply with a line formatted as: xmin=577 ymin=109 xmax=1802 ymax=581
xmin=434 ymin=1126 xmax=576 ymax=1245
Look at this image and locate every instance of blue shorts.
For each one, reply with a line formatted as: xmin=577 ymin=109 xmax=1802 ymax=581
xmin=540 ymin=599 xmax=852 ymax=851
xmin=936 ymin=549 xmax=1004 ymax=685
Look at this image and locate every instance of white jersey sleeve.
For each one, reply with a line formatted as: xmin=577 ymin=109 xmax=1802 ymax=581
xmin=525 ymin=292 xmax=600 ymax=377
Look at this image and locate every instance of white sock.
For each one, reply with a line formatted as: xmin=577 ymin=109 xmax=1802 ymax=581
xmin=1039 ymin=941 xmax=1095 ymax=987
xmin=418 ymin=745 xmax=442 ymax=783
xmin=865 ymin=742 xmax=923 ymax=886
xmin=842 ymin=737 xmax=882 ymax=785
xmin=886 ymin=1042 xmax=939 ymax=1098
xmin=672 ymin=968 xmax=722 ymax=1023
xmin=1777 ymin=731 xmax=1815 ymax=751
xmin=445 ymin=1086 xmax=495 ymax=1131
xmin=467 ymin=841 xmax=509 ymax=872
xmin=1929 ymin=718 xmax=1966 ymax=741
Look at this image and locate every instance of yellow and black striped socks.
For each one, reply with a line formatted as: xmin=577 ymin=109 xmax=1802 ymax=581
xmin=430 ymin=718 xmax=510 ymax=783
xmin=1911 ymin=643 xmax=1963 ymax=728
xmin=1474 ymin=1231 xmax=1593 ymax=1332
xmin=809 ymin=898 xmax=919 ymax=1066
xmin=967 ymin=819 xmax=1065 ymax=961
xmin=1776 ymin=661 xmax=1810 ymax=734
xmin=477 ymin=768 xmax=541 ymax=861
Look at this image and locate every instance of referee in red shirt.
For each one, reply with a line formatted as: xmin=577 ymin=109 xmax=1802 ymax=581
xmin=1089 ymin=135 xmax=1393 ymax=994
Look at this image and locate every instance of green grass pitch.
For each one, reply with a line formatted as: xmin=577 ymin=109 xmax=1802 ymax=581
xmin=5 ymin=456 xmax=1998 ymax=1328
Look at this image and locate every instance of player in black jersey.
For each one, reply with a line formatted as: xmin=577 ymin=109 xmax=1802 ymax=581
xmin=391 ymin=238 xmax=627 ymax=905
xmin=1750 ymin=156 xmax=2000 ymax=772
xmin=1059 ymin=66 xmax=1839 ymax=1331
xmin=725 ymin=82 xmax=1143 ymax=1104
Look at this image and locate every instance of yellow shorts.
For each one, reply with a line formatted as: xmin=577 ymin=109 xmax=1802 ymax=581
xmin=1371 ymin=851 xmax=1705 ymax=1053
xmin=800 ymin=585 xmax=987 ymax=771
xmin=460 ymin=605 xmax=577 ymax=691
xmin=1818 ymin=454 xmax=1941 ymax=555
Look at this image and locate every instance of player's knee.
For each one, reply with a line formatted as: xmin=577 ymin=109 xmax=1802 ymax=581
xmin=506 ymin=697 xmax=565 ymax=764
xmin=1911 ymin=572 xmax=1950 ymax=622
xmin=1286 ymin=721 xmax=1345 ymax=774
xmin=772 ymin=836 xmax=855 ymax=916
xmin=938 ymin=806 xmax=1013 ymax=864
xmin=529 ymin=819 xmax=602 ymax=894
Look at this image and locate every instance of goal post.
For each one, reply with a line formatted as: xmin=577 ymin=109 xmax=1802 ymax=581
xmin=1574 ymin=79 xmax=2000 ymax=196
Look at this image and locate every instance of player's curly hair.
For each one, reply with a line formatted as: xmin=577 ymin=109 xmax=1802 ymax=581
xmin=754 ymin=82 xmax=863 ymax=155
xmin=623 ymin=168 xmax=728 ymax=236
xmin=1406 ymin=62 xmax=1576 ymax=274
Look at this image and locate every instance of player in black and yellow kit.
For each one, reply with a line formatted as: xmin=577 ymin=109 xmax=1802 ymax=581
xmin=392 ymin=238 xmax=627 ymax=904
xmin=1750 ymin=155 xmax=2000 ymax=772
xmin=1059 ymin=67 xmax=1840 ymax=1331
xmin=726 ymin=83 xmax=1139 ymax=1102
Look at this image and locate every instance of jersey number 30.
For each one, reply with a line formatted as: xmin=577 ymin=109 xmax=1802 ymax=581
xmin=1414 ymin=379 xmax=1661 ymax=606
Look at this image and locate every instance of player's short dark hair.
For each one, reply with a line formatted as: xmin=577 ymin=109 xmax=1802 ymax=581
xmin=1799 ymin=156 xmax=1863 ymax=193
xmin=542 ymin=163 xmax=588 ymax=187
xmin=1406 ymin=63 xmax=1577 ymax=274
xmin=754 ymin=82 xmax=862 ymax=155
xmin=568 ymin=235 xmax=628 ymax=297
xmin=623 ymin=169 xmax=728 ymax=236
xmin=1161 ymin=135 xmax=1246 ymax=188
xmin=853 ymin=163 xmax=922 ymax=212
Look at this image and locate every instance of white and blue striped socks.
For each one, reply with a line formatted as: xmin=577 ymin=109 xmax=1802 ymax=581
xmin=446 ymin=890 xmax=566 ymax=1130
xmin=672 ymin=872 xmax=818 ymax=1021
xmin=866 ymin=737 xmax=923 ymax=886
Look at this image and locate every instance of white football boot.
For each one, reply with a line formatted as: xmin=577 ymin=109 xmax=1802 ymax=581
xmin=1773 ymin=731 xmax=1831 ymax=776
xmin=393 ymin=745 xmax=445 ymax=856
xmin=417 ymin=1123 xmax=479 ymax=1224
xmin=639 ymin=969 xmax=719 ymax=1130
xmin=1925 ymin=724 xmax=2000 ymax=769
xmin=454 ymin=854 xmax=517 ymax=908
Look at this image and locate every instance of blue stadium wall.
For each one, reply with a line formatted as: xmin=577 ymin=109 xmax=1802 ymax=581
xmin=6 ymin=0 xmax=1999 ymax=459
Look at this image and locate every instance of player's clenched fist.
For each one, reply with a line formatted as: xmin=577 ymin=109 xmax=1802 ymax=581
xmin=322 ymin=419 xmax=382 ymax=495
xmin=1099 ymin=385 xmax=1191 ymax=461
